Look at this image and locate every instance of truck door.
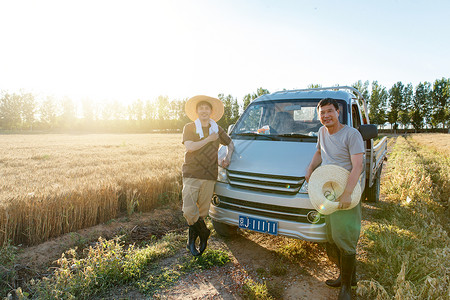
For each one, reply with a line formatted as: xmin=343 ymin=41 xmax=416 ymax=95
xmin=352 ymin=103 xmax=367 ymax=190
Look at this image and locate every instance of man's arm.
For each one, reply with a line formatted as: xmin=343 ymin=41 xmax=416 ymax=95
xmin=220 ymin=141 xmax=234 ymax=168
xmin=306 ymin=149 xmax=322 ymax=183
xmin=338 ymin=153 xmax=364 ymax=209
xmin=184 ymin=133 xmax=218 ymax=152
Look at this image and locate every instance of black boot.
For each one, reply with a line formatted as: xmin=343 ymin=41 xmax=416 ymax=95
xmin=338 ymin=254 xmax=355 ymax=300
xmin=325 ymin=243 xmax=341 ymax=287
xmin=195 ymin=218 xmax=211 ymax=255
xmin=325 ymin=243 xmax=356 ymax=288
xmin=325 ymin=267 xmax=357 ymax=288
xmin=187 ymin=224 xmax=200 ymax=256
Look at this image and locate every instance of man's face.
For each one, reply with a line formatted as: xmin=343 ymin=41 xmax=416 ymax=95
xmin=197 ymin=104 xmax=212 ymax=121
xmin=319 ymin=104 xmax=340 ymax=128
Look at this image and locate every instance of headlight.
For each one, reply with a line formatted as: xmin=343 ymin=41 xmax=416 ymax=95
xmin=211 ymin=194 xmax=220 ymax=206
xmin=299 ymin=180 xmax=308 ymax=193
xmin=217 ymin=166 xmax=228 ymax=183
xmin=307 ymin=211 xmax=321 ymax=224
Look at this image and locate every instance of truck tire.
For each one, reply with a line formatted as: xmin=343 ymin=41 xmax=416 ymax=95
xmin=365 ymin=164 xmax=382 ymax=203
xmin=212 ymin=220 xmax=238 ymax=237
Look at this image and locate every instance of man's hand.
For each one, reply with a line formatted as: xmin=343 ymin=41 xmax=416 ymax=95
xmin=221 ymin=156 xmax=231 ymax=168
xmin=336 ymin=153 xmax=363 ymax=210
xmin=337 ymin=192 xmax=352 ymax=209
xmin=207 ymin=132 xmax=219 ymax=142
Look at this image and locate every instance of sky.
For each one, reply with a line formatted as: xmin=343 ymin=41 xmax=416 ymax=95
xmin=0 ymin=0 xmax=449 ymax=106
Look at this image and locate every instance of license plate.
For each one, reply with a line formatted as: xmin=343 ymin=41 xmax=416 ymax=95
xmin=239 ymin=215 xmax=278 ymax=235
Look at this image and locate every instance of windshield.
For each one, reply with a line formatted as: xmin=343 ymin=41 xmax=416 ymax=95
xmin=233 ymin=99 xmax=346 ymax=138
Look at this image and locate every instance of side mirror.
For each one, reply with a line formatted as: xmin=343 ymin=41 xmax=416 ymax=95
xmin=228 ymin=124 xmax=235 ymax=135
xmin=358 ymin=124 xmax=378 ymax=141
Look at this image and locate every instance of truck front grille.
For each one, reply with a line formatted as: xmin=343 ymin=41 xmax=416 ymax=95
xmin=227 ymin=170 xmax=305 ymax=195
xmin=215 ymin=195 xmax=324 ymax=224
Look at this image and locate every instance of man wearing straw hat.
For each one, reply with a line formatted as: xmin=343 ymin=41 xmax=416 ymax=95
xmin=182 ymin=95 xmax=234 ymax=256
xmin=306 ymin=98 xmax=365 ymax=300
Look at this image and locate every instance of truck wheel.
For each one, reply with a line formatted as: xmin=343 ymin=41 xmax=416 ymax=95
xmin=365 ymin=164 xmax=382 ymax=203
xmin=212 ymin=220 xmax=238 ymax=237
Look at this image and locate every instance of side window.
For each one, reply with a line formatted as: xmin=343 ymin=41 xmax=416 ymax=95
xmin=352 ymin=105 xmax=361 ymax=129
xmin=236 ymin=105 xmax=263 ymax=132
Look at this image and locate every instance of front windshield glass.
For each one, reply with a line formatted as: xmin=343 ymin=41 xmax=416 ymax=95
xmin=233 ymin=99 xmax=346 ymax=137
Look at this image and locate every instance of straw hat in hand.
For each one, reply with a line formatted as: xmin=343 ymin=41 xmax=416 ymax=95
xmin=308 ymin=165 xmax=362 ymax=215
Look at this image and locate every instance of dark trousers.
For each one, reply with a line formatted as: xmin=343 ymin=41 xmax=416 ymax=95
xmin=325 ymin=202 xmax=361 ymax=255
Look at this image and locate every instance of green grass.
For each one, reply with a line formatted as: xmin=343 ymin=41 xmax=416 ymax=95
xmin=29 ymin=233 xmax=184 ymax=299
xmin=239 ymin=257 xmax=287 ymax=299
xmin=275 ymin=239 xmax=321 ymax=263
xmin=357 ymin=136 xmax=449 ymax=299
xmin=7 ymin=232 xmax=232 ymax=299
xmin=0 ymin=241 xmax=18 ymax=297
xmin=135 ymin=266 xmax=182 ymax=295
xmin=180 ymin=248 xmax=231 ymax=271
xmin=241 ymin=279 xmax=273 ymax=300
xmin=268 ymin=261 xmax=288 ymax=277
xmin=136 ymin=248 xmax=230 ymax=295
xmin=240 ymin=277 xmax=284 ymax=300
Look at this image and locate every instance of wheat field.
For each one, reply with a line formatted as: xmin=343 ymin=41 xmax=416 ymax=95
xmin=358 ymin=133 xmax=449 ymax=299
xmin=1 ymin=133 xmax=449 ymax=248
xmin=410 ymin=133 xmax=450 ymax=155
xmin=0 ymin=134 xmax=184 ymax=245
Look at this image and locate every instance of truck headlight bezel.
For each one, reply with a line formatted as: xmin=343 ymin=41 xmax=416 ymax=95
xmin=217 ymin=166 xmax=228 ymax=183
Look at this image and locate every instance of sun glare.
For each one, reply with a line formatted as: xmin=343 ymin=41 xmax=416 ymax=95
xmin=0 ymin=1 xmax=200 ymax=105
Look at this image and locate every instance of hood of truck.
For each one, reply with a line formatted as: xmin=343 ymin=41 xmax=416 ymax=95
xmin=219 ymin=139 xmax=317 ymax=177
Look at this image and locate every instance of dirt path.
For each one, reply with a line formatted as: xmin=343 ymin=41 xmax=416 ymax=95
xmin=15 ymin=208 xmax=340 ymax=299
xmin=156 ymin=231 xmax=339 ymax=300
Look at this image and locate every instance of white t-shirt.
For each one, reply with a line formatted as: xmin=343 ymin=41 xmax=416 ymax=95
xmin=316 ymin=125 xmax=365 ymax=171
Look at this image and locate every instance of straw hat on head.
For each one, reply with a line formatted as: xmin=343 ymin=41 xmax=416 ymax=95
xmin=308 ymin=165 xmax=361 ymax=215
xmin=185 ymin=95 xmax=224 ymax=122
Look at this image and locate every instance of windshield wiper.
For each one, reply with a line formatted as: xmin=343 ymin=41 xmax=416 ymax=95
xmin=277 ymin=133 xmax=314 ymax=138
xmin=234 ymin=133 xmax=279 ymax=140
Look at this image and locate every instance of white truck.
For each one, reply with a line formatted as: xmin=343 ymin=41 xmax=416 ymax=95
xmin=210 ymin=87 xmax=387 ymax=241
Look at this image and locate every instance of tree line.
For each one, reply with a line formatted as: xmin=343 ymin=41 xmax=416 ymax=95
xmin=0 ymin=79 xmax=448 ymax=133
xmin=353 ymin=78 xmax=449 ymax=132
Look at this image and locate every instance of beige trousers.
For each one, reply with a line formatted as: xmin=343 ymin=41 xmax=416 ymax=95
xmin=182 ymin=177 xmax=216 ymax=225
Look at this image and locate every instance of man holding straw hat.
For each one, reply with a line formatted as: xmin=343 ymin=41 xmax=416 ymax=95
xmin=182 ymin=95 xmax=234 ymax=256
xmin=305 ymin=98 xmax=365 ymax=300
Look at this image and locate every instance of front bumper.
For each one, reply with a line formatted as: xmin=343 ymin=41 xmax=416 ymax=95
xmin=209 ymin=182 xmax=327 ymax=242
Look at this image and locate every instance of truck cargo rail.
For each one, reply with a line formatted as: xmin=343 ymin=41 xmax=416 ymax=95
xmin=368 ymin=136 xmax=388 ymax=187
